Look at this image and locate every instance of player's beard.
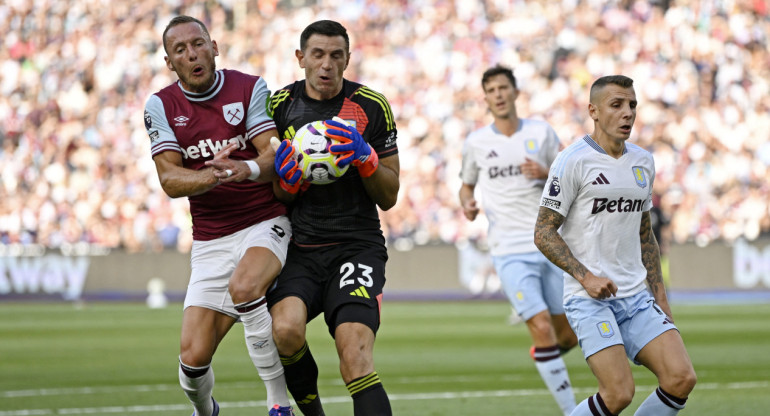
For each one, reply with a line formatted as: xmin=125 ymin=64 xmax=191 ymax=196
xmin=180 ymin=61 xmax=217 ymax=93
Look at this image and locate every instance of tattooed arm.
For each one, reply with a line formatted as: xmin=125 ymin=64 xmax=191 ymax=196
xmin=640 ymin=210 xmax=673 ymax=320
xmin=534 ymin=207 xmax=618 ymax=299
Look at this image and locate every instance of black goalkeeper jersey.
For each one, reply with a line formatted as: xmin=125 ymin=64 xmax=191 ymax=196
xmin=269 ymin=79 xmax=398 ymax=246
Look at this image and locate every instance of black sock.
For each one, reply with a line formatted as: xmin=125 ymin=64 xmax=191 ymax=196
xmin=281 ymin=343 xmax=324 ymax=416
xmin=347 ymin=372 xmax=392 ymax=416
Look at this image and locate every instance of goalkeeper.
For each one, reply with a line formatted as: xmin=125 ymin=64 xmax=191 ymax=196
xmin=267 ymin=20 xmax=399 ymax=416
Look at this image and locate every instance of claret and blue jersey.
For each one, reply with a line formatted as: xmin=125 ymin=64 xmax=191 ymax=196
xmin=144 ymin=69 xmax=285 ymax=241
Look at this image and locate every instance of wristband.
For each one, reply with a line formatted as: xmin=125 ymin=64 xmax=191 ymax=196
xmin=280 ymin=179 xmax=301 ymax=194
xmin=245 ymin=160 xmax=260 ymax=181
xmin=357 ymin=149 xmax=379 ymax=178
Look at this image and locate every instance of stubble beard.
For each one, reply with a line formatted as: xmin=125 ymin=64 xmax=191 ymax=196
xmin=181 ymin=61 xmax=217 ymax=93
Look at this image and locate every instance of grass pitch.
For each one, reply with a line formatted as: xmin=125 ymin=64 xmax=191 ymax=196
xmin=1 ymin=300 xmax=769 ymax=415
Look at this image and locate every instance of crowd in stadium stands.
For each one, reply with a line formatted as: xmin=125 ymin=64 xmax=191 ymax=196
xmin=1 ymin=0 xmax=768 ymax=254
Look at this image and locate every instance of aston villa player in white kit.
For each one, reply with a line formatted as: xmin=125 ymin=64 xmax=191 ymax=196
xmin=144 ymin=16 xmax=293 ymax=416
xmin=535 ymin=75 xmax=696 ymax=416
xmin=459 ymin=65 xmax=577 ymax=415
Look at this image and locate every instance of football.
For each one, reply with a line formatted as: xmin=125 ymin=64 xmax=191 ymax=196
xmin=291 ymin=120 xmax=349 ymax=185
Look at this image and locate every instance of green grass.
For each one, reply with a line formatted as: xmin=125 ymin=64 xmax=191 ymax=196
xmin=1 ymin=301 xmax=769 ymax=415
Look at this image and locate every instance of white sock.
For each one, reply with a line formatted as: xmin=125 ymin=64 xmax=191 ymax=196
xmin=533 ymin=346 xmax=576 ymax=415
xmin=179 ymin=360 xmax=214 ymax=416
xmin=634 ymin=387 xmax=686 ymax=416
xmin=236 ymin=297 xmax=291 ymax=409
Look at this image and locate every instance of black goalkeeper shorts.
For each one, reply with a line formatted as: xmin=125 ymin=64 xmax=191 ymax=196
xmin=267 ymin=240 xmax=387 ymax=337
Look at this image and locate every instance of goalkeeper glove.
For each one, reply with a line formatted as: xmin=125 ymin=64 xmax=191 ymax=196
xmin=274 ymin=139 xmax=303 ymax=193
xmin=324 ymin=117 xmax=379 ymax=178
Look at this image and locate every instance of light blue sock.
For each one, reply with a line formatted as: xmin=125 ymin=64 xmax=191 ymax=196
xmin=634 ymin=387 xmax=686 ymax=416
xmin=569 ymin=393 xmax=614 ymax=416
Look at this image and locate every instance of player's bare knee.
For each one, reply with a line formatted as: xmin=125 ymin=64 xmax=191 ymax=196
xmin=271 ymin=314 xmax=301 ymax=339
xmin=339 ymin=341 xmax=366 ymax=364
xmin=605 ymin=390 xmax=634 ymax=413
xmin=338 ymin=350 xmax=372 ymax=383
xmin=552 ymin=317 xmax=577 ymax=350
xmin=557 ymin=332 xmax=578 ymax=351
xmin=228 ymin=279 xmax=261 ymax=305
xmin=662 ymin=367 xmax=697 ymax=398
xmin=527 ymin=317 xmax=556 ymax=344
xmin=601 ymin=383 xmax=635 ymax=412
xmin=338 ymin=340 xmax=371 ymax=377
xmin=271 ymin=319 xmax=305 ymax=354
xmin=609 ymin=397 xmax=634 ymax=414
xmin=685 ymin=367 xmax=698 ymax=392
xmin=179 ymin=346 xmax=211 ymax=368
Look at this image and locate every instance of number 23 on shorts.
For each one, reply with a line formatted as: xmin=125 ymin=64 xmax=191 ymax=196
xmin=339 ymin=262 xmax=374 ymax=288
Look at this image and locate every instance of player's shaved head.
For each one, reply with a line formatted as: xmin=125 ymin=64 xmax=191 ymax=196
xmin=590 ymin=75 xmax=634 ymax=103
xmin=162 ymin=15 xmax=211 ymax=54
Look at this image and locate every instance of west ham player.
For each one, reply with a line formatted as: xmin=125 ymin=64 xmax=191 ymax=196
xmin=144 ymin=15 xmax=294 ymax=416
xmin=459 ymin=65 xmax=578 ymax=416
xmin=267 ymin=20 xmax=399 ymax=416
xmin=534 ymin=75 xmax=696 ymax=416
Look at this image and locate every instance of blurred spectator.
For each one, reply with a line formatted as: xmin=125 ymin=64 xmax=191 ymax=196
xmin=1 ymin=0 xmax=768 ymax=253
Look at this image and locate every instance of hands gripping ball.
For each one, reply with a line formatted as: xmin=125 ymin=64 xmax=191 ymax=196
xmin=324 ymin=116 xmax=379 ymax=177
xmin=291 ymin=120 xmax=349 ymax=185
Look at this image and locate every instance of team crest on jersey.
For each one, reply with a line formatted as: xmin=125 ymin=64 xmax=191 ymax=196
xmin=597 ymin=321 xmax=615 ymax=338
xmin=525 ymin=139 xmax=538 ymax=154
xmin=222 ymin=102 xmax=244 ymax=126
xmin=632 ymin=166 xmax=647 ymax=188
xmin=548 ymin=176 xmax=561 ymax=196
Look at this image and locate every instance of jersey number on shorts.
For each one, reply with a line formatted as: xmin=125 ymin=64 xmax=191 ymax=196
xmin=339 ymin=262 xmax=374 ymax=288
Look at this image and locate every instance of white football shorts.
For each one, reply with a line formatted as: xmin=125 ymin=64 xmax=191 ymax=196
xmin=184 ymin=215 xmax=291 ymax=317
xmin=493 ymin=251 xmax=565 ymax=321
xmin=564 ymin=290 xmax=679 ymax=364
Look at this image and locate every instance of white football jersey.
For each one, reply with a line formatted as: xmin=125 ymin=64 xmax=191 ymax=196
xmin=540 ymin=135 xmax=654 ymax=300
xmin=461 ymin=119 xmax=561 ymax=255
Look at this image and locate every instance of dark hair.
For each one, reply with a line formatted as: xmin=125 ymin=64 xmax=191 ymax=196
xmin=481 ymin=65 xmax=517 ymax=89
xmin=590 ymin=75 xmax=634 ymax=102
xmin=162 ymin=16 xmax=210 ymax=54
xmin=300 ymin=20 xmax=349 ymax=52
